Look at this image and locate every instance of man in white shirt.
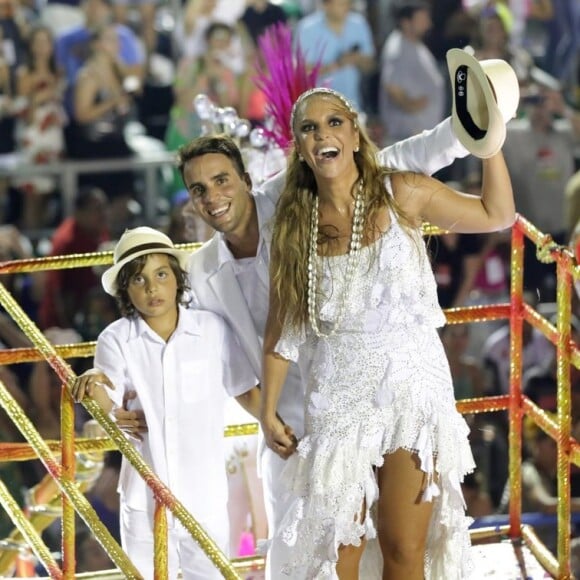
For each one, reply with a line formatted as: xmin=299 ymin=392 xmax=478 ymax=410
xmin=177 ymin=118 xmax=469 ymax=578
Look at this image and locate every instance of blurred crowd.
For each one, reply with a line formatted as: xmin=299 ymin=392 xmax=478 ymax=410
xmin=0 ymin=0 xmax=577 ymax=573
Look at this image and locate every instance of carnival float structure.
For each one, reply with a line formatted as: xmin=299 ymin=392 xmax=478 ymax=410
xmin=0 ymin=23 xmax=577 ymax=580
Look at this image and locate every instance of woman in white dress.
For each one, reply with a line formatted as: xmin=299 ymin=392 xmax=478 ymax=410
xmin=260 ymin=87 xmax=516 ymax=579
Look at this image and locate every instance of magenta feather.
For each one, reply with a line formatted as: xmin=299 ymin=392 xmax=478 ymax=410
xmin=254 ymin=22 xmax=322 ymax=150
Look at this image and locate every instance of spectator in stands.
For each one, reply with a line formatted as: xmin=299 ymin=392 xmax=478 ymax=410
xmin=175 ymin=22 xmax=242 ymax=125
xmin=71 ymin=23 xmax=134 ymax=159
xmin=110 ymin=0 xmax=157 ymax=55
xmin=70 ymin=23 xmax=137 ymax=208
xmin=0 ymin=0 xmax=28 ymax=74
xmin=0 ymin=365 xmax=29 ymax=537
xmin=165 ymin=191 xmax=201 ymax=244
xmin=440 ymin=314 xmax=501 ymax=507
xmin=28 ymin=326 xmax=83 ymax=439
xmin=366 ymin=0 xmax=397 ymax=53
xmin=178 ymin=0 xmax=219 ymax=59
xmin=470 ymin=3 xmax=534 ymax=85
xmin=430 ymin=230 xmax=483 ymax=309
xmin=0 ymin=25 xmax=13 ymax=221
xmin=38 ymin=186 xmax=109 ymax=330
xmin=523 ymin=316 xmax=580 ymax=502
xmin=424 ymin=0 xmax=474 ymax=64
xmin=41 ymin=0 xmax=84 ymax=38
xmin=14 ymin=25 xmax=66 ymax=231
xmin=461 ymin=471 xmax=493 ymax=519
xmin=238 ymin=0 xmax=287 ymax=48
xmin=167 ymin=22 xmax=250 ymax=161
xmin=378 ymin=0 xmax=445 ymax=142
xmin=524 ymin=315 xmax=580 ymax=423
xmin=178 ymin=0 xmax=248 ymax=73
xmin=440 ymin=323 xmax=486 ymax=401
xmin=294 ymin=0 xmax=375 ymax=111
xmin=508 ymin=0 xmax=552 ymax=52
xmin=0 ymin=224 xmax=42 ymax=325
xmin=0 ymin=0 xmax=28 ymax=156
xmin=75 ymin=525 xmax=114 ymax=572
xmin=453 ymin=172 xmax=512 ymax=356
xmin=467 ymin=411 xmax=509 ymax=508
xmin=167 ymin=196 xmax=214 ymax=244
xmin=55 ymin=0 xmax=144 ymax=119
xmin=542 ymin=0 xmax=579 ymax=89
xmin=565 ymin=171 xmax=580 ymax=235
xmin=481 ymin=292 xmax=554 ymax=397
xmin=74 ymin=286 xmax=118 ymax=341
xmin=443 ymin=325 xmax=502 ymax=510
xmin=86 ymin=450 xmax=121 ymax=542
xmin=499 ymin=417 xmax=580 ymax=553
xmin=503 ymin=82 xmax=579 ymax=298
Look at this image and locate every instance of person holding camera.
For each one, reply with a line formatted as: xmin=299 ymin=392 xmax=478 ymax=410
xmin=293 ymin=0 xmax=374 ymax=112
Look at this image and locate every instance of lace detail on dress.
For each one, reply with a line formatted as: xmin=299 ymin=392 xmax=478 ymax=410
xmin=271 ymin=216 xmax=475 ymax=579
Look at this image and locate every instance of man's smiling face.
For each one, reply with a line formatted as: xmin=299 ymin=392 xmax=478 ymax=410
xmin=183 ymin=152 xmax=253 ymax=236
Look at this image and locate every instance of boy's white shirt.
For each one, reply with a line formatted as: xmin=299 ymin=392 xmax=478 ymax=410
xmin=94 ymin=305 xmax=257 ymax=514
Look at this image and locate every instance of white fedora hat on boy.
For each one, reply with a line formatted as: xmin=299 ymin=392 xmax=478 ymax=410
xmin=102 ymin=227 xmax=190 ymax=296
xmin=446 ymin=47 xmax=520 ymax=159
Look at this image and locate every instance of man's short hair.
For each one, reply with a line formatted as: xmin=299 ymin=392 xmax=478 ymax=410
xmin=176 ymin=135 xmax=247 ymax=183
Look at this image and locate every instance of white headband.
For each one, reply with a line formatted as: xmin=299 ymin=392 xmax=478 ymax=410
xmin=290 ymin=87 xmax=357 ymax=136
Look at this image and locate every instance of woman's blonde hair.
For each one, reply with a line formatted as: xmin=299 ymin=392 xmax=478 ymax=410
xmin=270 ymin=89 xmax=411 ymax=329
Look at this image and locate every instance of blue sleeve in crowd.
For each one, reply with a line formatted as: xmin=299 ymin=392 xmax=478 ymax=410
xmin=116 ymin=25 xmax=145 ymax=65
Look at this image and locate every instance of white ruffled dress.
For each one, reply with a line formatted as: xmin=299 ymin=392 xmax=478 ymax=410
xmin=273 ymin=208 xmax=476 ymax=579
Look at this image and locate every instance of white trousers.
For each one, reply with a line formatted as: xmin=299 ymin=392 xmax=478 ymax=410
xmin=120 ymin=503 xmax=229 ymax=579
xmin=261 ymin=447 xmax=296 ymax=580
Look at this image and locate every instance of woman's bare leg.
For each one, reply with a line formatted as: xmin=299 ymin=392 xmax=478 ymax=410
xmin=336 ymin=538 xmax=367 ymax=580
xmin=336 ymin=498 xmax=368 ymax=579
xmin=377 ymin=449 xmax=434 ymax=580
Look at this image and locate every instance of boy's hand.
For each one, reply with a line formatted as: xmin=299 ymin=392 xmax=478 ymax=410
xmin=72 ymin=369 xmax=114 ymax=403
xmin=114 ymin=390 xmax=148 ymax=441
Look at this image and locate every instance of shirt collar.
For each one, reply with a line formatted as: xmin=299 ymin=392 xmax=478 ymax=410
xmin=215 ymin=192 xmax=267 ymax=269
xmin=127 ymin=305 xmax=201 ymax=341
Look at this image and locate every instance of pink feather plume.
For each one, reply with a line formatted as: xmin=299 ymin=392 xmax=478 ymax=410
xmin=254 ymin=22 xmax=322 ymax=150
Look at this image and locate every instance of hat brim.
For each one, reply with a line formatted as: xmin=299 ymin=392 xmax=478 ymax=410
xmin=446 ymin=48 xmax=516 ymax=159
xmin=101 ymin=248 xmax=191 ymax=296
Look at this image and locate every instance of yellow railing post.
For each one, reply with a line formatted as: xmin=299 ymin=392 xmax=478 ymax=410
xmin=60 ymin=385 xmax=76 ymax=579
xmin=556 ymin=249 xmax=573 ymax=578
xmin=0 ymin=478 xmax=62 ymax=578
xmin=153 ymin=502 xmax=168 ymax=579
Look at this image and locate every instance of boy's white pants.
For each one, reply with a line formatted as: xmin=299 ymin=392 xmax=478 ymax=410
xmin=121 ymin=503 xmax=229 ymax=579
xmin=261 ymin=447 xmax=294 ymax=580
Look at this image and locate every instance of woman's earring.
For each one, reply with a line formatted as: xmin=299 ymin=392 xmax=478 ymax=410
xmin=354 ymin=146 xmax=359 ymax=153
xmin=298 ymin=154 xmax=304 ymax=162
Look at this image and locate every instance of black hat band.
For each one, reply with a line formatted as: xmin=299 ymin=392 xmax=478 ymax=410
xmin=455 ymin=65 xmax=487 ymax=141
xmin=117 ymin=242 xmax=174 ymax=263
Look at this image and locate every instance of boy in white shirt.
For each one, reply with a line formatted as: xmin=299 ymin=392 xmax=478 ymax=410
xmin=72 ymin=226 xmax=264 ymax=579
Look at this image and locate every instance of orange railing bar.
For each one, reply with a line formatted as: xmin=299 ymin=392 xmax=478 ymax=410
xmin=1 ymin=215 xmax=579 ymax=577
